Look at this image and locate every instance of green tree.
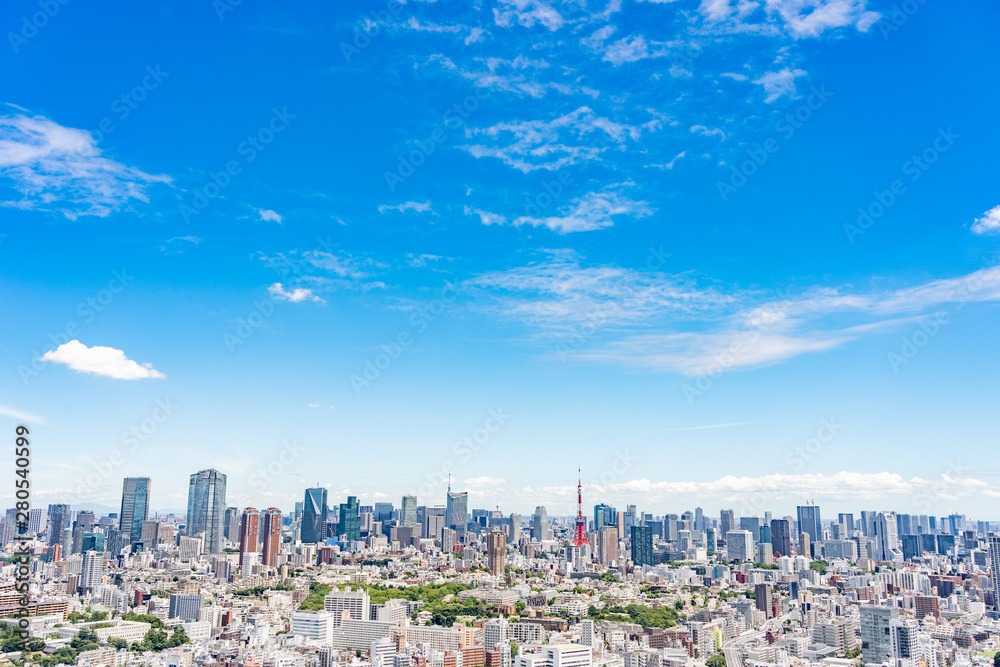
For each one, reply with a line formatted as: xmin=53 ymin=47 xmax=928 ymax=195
xmin=108 ymin=637 xmax=128 ymax=650
xmin=706 ymin=654 xmax=726 ymax=667
xmin=993 ymin=651 xmax=1000 ymax=667
xmin=809 ymin=561 xmax=828 ymax=575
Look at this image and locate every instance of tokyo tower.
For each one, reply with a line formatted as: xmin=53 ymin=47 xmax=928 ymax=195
xmin=573 ymin=468 xmax=589 ymax=546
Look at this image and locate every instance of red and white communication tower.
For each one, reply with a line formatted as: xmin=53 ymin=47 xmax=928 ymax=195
xmin=573 ymin=468 xmax=589 ymax=546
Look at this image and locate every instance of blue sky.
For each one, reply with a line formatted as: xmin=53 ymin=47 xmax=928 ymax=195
xmin=2 ymin=0 xmax=999 ymax=520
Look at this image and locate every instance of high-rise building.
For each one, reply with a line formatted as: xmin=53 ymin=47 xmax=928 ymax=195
xmin=727 ymin=530 xmax=754 ymax=563
xmin=80 ymin=550 xmax=104 ymax=590
xmin=71 ymin=511 xmax=95 ymax=554
xmin=838 ymin=513 xmax=855 ymax=533
xmin=532 ymin=506 xmax=551 ymax=542
xmin=797 ymin=505 xmax=822 ymax=544
xmin=119 ymin=477 xmax=151 ymax=542
xmin=594 ymin=504 xmax=616 ymax=529
xmin=401 ymin=495 xmax=418 ymax=527
xmin=81 ymin=532 xmax=105 ymax=553
xmin=989 ymin=536 xmax=1000 ymax=611
xmin=261 ymin=508 xmax=282 ymax=567
xmin=486 ymin=530 xmax=506 ymax=575
xmin=630 ymin=525 xmax=653 ymax=567
xmin=223 ymin=507 xmax=240 ymax=540
xmin=47 ymin=504 xmax=69 ymax=547
xmin=598 ymin=526 xmax=618 ymax=565
xmin=339 ymin=496 xmax=361 ymax=541
xmin=446 ymin=491 xmax=468 ymax=534
xmin=860 ymin=605 xmax=897 ymax=665
xmin=185 ymin=469 xmax=227 ymax=554
xmin=770 ymin=518 xmax=792 ymax=558
xmin=720 ymin=509 xmax=735 ymax=539
xmin=301 ymin=486 xmax=328 ymax=544
xmin=799 ymin=531 xmax=811 ymax=558
xmin=239 ymin=508 xmax=260 ymax=560
xmin=873 ymin=512 xmax=901 ymax=562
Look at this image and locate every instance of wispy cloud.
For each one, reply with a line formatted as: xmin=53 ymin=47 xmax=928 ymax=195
xmin=511 ymin=185 xmax=652 ymax=233
xmin=753 ymin=68 xmax=808 ymax=103
xmin=378 ymin=200 xmax=433 ymax=214
xmin=0 ymin=112 xmax=170 ymax=219
xmin=0 ymin=404 xmax=43 ymax=424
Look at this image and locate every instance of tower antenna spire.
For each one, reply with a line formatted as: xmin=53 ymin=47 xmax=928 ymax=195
xmin=573 ymin=468 xmax=589 ymax=547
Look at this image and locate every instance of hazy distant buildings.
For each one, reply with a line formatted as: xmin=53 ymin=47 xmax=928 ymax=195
xmin=532 ymin=506 xmax=551 ymax=542
xmin=401 ymin=495 xmax=418 ymax=527
xmin=47 ymin=504 xmax=69 ymax=548
xmin=185 ymin=469 xmax=227 ymax=554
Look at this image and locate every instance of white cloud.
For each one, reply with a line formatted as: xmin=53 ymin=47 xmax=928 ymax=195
xmin=601 ymin=35 xmax=666 ymax=66
xmin=0 ymin=404 xmax=43 ymax=424
xmin=268 ymin=282 xmax=324 ymax=303
xmin=753 ymin=68 xmax=807 ymax=103
xmin=406 ymin=253 xmax=446 ymax=267
xmin=464 ymin=206 xmax=508 ymax=226
xmin=690 ymin=125 xmax=727 ymax=140
xmin=307 ymin=402 xmax=321 ymax=408
xmin=469 ymin=255 xmax=1000 ymax=375
xmin=493 ymin=0 xmax=564 ymax=31
xmin=721 ymin=72 xmax=749 ymax=81
xmin=378 ymin=201 xmax=433 ymax=214
xmin=465 ymin=476 xmax=507 ymax=487
xmin=971 ymin=205 xmax=1000 ymax=235
xmin=257 ymin=208 xmax=282 ymax=223
xmin=512 ymin=186 xmax=652 ymax=233
xmin=697 ymin=0 xmax=879 ymax=38
xmin=41 ymin=340 xmax=165 ymax=380
xmin=462 ymin=107 xmax=642 ymax=172
xmin=0 ymin=112 xmax=170 ymax=219
xmin=647 ymin=151 xmax=686 ymax=170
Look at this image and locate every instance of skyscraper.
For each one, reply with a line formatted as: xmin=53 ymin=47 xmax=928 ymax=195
xmin=224 ymin=507 xmax=240 ymax=540
xmin=486 ymin=530 xmax=506 ymax=575
xmin=119 ymin=477 xmax=151 ymax=542
xmin=989 ymin=536 xmax=1000 ymax=611
xmin=401 ymin=495 xmax=418 ymax=527
xmin=860 ymin=605 xmax=897 ymax=665
xmin=720 ymin=509 xmax=735 ymax=538
xmin=770 ymin=518 xmax=792 ymax=558
xmin=301 ymin=486 xmax=328 ymax=544
xmin=796 ymin=505 xmax=822 ymax=544
xmin=339 ymin=496 xmax=361 ymax=541
xmin=239 ymin=508 xmax=260 ymax=560
xmin=47 ymin=504 xmax=69 ymax=547
xmin=445 ymin=491 xmax=468 ymax=534
xmin=261 ymin=508 xmax=282 ymax=567
xmin=872 ymin=512 xmax=901 ymax=562
xmin=630 ymin=525 xmax=653 ymax=567
xmin=532 ymin=506 xmax=551 ymax=542
xmin=185 ymin=469 xmax=227 ymax=554
xmin=71 ymin=511 xmax=95 ymax=554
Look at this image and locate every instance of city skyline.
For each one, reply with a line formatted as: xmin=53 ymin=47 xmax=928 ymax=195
xmin=3 ymin=1 xmax=1000 ymax=517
